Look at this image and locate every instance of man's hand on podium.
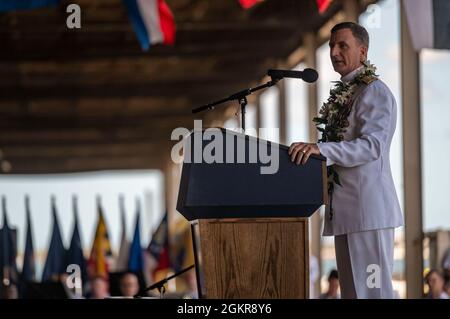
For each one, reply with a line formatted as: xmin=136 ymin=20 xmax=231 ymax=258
xmin=289 ymin=142 xmax=321 ymax=165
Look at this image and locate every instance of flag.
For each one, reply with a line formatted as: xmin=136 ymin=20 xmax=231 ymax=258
xmin=115 ymin=195 xmax=130 ymax=272
xmin=403 ymin=0 xmax=450 ymax=51
xmin=87 ymin=197 xmax=112 ymax=280
xmin=239 ymin=0 xmax=263 ymax=9
xmin=0 ymin=0 xmax=60 ymax=12
xmin=127 ymin=199 xmax=143 ymax=272
xmin=66 ymin=196 xmax=87 ymax=284
xmin=171 ymin=219 xmax=194 ymax=273
xmin=147 ymin=213 xmax=170 ymax=281
xmin=316 ymin=0 xmax=331 ymax=14
xmin=122 ymin=0 xmax=176 ymax=51
xmin=21 ymin=195 xmax=35 ymax=282
xmin=42 ymin=196 xmax=66 ymax=282
xmin=0 ymin=196 xmax=18 ymax=286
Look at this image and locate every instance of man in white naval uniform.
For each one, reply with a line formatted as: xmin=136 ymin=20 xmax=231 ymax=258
xmin=289 ymin=22 xmax=403 ymax=298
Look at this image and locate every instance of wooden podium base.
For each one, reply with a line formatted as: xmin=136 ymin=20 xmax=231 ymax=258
xmin=191 ymin=217 xmax=309 ymax=299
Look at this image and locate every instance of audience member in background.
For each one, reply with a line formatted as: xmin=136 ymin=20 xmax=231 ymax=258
xmin=88 ymin=276 xmax=110 ymax=299
xmin=119 ymin=272 xmax=140 ymax=298
xmin=309 ymin=255 xmax=319 ymax=298
xmin=1 ymin=284 xmax=19 ymax=299
xmin=320 ymin=269 xmax=340 ymax=299
xmin=444 ymin=279 xmax=450 ymax=297
xmin=182 ymin=270 xmax=198 ymax=299
xmin=424 ymin=269 xmax=449 ymax=299
xmin=442 ymin=248 xmax=450 ymax=282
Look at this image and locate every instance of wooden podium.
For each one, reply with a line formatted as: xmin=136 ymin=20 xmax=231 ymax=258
xmin=177 ymin=128 xmax=326 ymax=299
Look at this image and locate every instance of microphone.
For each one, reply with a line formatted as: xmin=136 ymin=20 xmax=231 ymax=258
xmin=267 ymin=68 xmax=318 ymax=83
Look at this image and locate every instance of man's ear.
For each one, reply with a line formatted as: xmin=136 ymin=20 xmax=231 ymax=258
xmin=360 ymin=46 xmax=368 ymax=63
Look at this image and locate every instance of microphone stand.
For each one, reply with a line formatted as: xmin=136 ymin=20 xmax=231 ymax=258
xmin=192 ymin=78 xmax=280 ymax=131
xmin=135 ymin=264 xmax=195 ymax=299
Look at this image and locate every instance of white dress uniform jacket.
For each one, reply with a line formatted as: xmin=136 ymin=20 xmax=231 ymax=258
xmin=318 ymin=67 xmax=404 ymax=236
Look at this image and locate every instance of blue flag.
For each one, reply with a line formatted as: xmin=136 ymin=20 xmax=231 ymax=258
xmin=21 ymin=196 xmax=35 ymax=282
xmin=0 ymin=196 xmax=18 ymax=285
xmin=66 ymin=196 xmax=87 ymax=284
xmin=42 ymin=196 xmax=66 ymax=282
xmin=0 ymin=0 xmax=60 ymax=12
xmin=128 ymin=199 xmax=143 ymax=272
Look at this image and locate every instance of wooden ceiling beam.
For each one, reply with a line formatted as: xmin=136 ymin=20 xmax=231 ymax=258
xmin=1 ymin=141 xmax=173 ymax=158
xmin=0 ymin=113 xmax=197 ymax=130
xmin=0 ymin=116 xmax=203 ymax=146
xmin=4 ymin=155 xmax=166 ymax=174
xmin=0 ymin=75 xmax=268 ymax=100
xmin=0 ymin=21 xmax=301 ymax=61
xmin=0 ymin=129 xmax=173 ymax=146
xmin=0 ymin=38 xmax=295 ymax=62
xmin=0 ymin=98 xmax=191 ymax=118
xmin=0 ymin=60 xmax=269 ymax=88
xmin=0 ymin=20 xmax=300 ymax=34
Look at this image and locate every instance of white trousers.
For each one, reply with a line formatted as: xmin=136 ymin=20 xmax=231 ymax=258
xmin=334 ymin=228 xmax=395 ymax=299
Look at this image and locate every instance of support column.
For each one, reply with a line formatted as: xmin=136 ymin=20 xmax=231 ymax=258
xmin=278 ymin=80 xmax=287 ymax=145
xmin=164 ymin=159 xmax=183 ymax=232
xmin=304 ymin=32 xmax=322 ymax=298
xmin=304 ymin=33 xmax=319 ymax=142
xmin=342 ymin=0 xmax=360 ymax=22
xmin=255 ymin=94 xmax=263 ymax=137
xmin=401 ymin=3 xmax=424 ymax=299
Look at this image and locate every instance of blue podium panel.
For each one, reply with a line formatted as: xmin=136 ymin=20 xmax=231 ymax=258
xmin=177 ymin=128 xmax=327 ymax=220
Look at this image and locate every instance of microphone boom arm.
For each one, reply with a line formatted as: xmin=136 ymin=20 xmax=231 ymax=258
xmin=135 ymin=264 xmax=195 ymax=299
xmin=191 ymin=67 xmax=317 ymax=131
xmin=191 ymin=79 xmax=280 ymax=131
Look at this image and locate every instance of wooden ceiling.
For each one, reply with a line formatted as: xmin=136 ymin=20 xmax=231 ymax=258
xmin=0 ymin=0 xmax=350 ymax=173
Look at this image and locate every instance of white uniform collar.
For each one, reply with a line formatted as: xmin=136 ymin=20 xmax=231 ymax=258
xmin=341 ymin=65 xmax=364 ymax=83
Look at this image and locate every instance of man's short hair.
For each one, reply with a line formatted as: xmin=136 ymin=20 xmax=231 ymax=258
xmin=331 ymin=22 xmax=369 ymax=48
xmin=91 ymin=275 xmax=108 ymax=283
xmin=328 ymin=269 xmax=339 ymax=281
xmin=424 ymin=269 xmax=444 ymax=284
xmin=120 ymin=272 xmax=138 ymax=283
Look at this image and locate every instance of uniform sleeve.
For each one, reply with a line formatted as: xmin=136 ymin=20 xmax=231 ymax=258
xmin=317 ymin=81 xmax=395 ymax=168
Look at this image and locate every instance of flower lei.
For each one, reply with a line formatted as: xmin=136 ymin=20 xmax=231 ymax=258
xmin=313 ymin=62 xmax=378 ymax=219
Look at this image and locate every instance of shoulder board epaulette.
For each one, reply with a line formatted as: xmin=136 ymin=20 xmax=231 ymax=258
xmin=361 ymin=75 xmax=378 ymax=85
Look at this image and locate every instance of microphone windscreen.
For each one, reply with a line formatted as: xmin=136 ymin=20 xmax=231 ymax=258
xmin=302 ymin=68 xmax=319 ymax=83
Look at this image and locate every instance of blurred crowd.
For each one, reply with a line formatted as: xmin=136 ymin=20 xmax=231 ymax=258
xmin=1 ymin=269 xmax=198 ymax=299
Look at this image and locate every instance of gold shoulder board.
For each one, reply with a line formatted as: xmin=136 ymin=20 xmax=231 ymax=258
xmin=361 ymin=75 xmax=378 ymax=85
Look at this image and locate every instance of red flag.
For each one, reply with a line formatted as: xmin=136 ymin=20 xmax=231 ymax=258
xmin=316 ymin=0 xmax=331 ymax=14
xmin=158 ymin=0 xmax=176 ymax=45
xmin=147 ymin=213 xmax=170 ymax=280
xmin=239 ymin=0 xmax=262 ymax=10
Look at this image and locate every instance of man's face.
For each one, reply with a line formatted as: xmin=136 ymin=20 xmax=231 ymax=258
xmin=120 ymin=274 xmax=139 ymax=297
xmin=91 ymin=278 xmax=109 ymax=299
xmin=329 ymin=278 xmax=339 ymax=295
xmin=329 ymin=28 xmax=367 ymax=77
xmin=428 ymin=272 xmax=445 ymax=294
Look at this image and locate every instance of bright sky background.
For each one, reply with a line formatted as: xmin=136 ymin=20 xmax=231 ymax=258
xmin=0 ymin=0 xmax=449 ymax=280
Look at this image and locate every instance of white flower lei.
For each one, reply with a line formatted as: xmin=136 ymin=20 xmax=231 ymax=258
xmin=313 ymin=61 xmax=379 ymax=219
